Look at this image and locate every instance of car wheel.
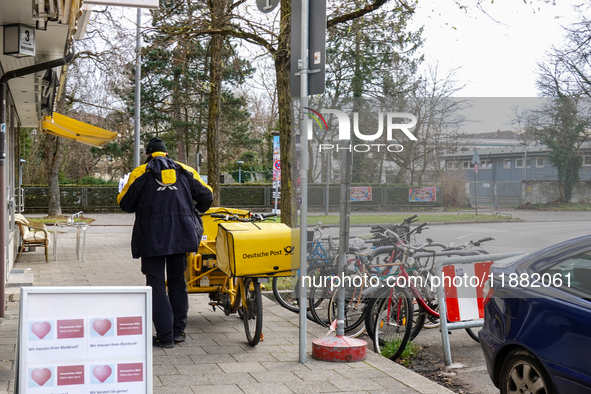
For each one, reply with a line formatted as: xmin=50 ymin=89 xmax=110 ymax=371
xmin=500 ymin=349 xmax=555 ymax=394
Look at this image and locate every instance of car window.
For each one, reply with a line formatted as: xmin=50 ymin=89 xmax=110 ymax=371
xmin=543 ymin=251 xmax=591 ymax=298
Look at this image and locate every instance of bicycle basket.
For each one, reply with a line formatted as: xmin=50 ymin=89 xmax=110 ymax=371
xmin=307 ymin=239 xmax=338 ymax=264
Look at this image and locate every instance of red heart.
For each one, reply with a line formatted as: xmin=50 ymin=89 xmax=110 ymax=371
xmin=31 ymin=368 xmax=51 ymax=386
xmin=93 ymin=365 xmax=112 ymax=383
xmin=92 ymin=319 xmax=112 ymax=336
xmin=31 ymin=322 xmax=51 ymax=340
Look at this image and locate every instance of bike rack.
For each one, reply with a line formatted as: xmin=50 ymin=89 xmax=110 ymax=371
xmin=434 ymin=252 xmax=525 ymax=368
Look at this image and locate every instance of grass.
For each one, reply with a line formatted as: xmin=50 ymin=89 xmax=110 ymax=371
xmin=273 ymin=276 xmax=297 ymax=291
xmin=26 ymin=215 xmax=94 ymax=225
xmin=307 ymin=214 xmax=513 ymax=225
xmin=381 ymin=339 xmax=421 ymax=367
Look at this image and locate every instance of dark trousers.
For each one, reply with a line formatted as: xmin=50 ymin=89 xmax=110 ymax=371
xmin=141 ymin=253 xmax=188 ymax=343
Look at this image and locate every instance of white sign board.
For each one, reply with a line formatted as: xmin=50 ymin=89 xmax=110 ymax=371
xmin=82 ymin=0 xmax=158 ymax=8
xmin=3 ymin=25 xmax=35 ymax=57
xmin=17 ymin=287 xmax=152 ymax=394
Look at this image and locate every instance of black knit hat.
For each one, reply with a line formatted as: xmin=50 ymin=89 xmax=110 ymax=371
xmin=146 ymin=137 xmax=167 ymax=154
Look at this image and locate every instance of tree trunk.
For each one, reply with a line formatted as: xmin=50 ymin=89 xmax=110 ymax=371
xmin=206 ymin=0 xmax=227 ymax=207
xmin=45 ymin=135 xmax=63 ymax=216
xmin=173 ymin=72 xmax=187 ymax=163
xmin=275 ymin=0 xmax=294 ymax=227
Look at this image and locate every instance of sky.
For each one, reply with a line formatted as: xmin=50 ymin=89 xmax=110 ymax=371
xmin=411 ymin=0 xmax=582 ymax=97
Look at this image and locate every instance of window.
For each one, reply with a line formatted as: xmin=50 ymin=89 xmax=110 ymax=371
xmin=584 ymin=156 xmax=591 ymax=167
xmin=503 ymin=159 xmax=511 ymax=169
xmin=536 ymin=158 xmax=544 ymax=168
xmin=446 ymin=161 xmax=459 ymax=170
xmin=463 ymin=161 xmax=475 ymax=169
xmin=515 ymin=158 xmax=524 ymax=168
xmin=481 ymin=160 xmax=492 ymax=169
xmin=543 ymin=251 xmax=591 ymax=297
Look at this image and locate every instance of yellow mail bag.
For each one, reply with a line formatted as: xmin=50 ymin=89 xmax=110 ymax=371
xmin=215 ymin=222 xmax=297 ymax=277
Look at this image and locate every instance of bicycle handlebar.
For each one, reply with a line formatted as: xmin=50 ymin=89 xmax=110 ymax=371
xmin=376 ymin=224 xmax=403 ymax=243
xmin=402 ymin=214 xmax=418 ymax=225
xmin=210 ymin=212 xmax=277 ymax=222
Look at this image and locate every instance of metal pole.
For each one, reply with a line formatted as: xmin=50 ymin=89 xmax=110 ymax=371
xmin=0 ymin=84 xmax=6 ymax=317
xmin=133 ymin=8 xmax=142 ymax=168
xmin=475 ymin=172 xmax=478 ymax=217
xmin=524 ymin=146 xmax=528 ymax=203
xmin=298 ymin=0 xmax=310 ymax=364
xmin=325 ymin=150 xmax=329 ymax=215
xmin=336 ymin=141 xmax=352 ymax=337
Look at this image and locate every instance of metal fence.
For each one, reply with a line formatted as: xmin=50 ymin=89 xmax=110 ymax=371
xmin=23 ymin=185 xmax=443 ymax=211
xmin=466 ymin=181 xmax=523 ymax=209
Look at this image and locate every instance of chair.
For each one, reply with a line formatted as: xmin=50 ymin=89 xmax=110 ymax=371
xmin=14 ymin=214 xmax=50 ymax=263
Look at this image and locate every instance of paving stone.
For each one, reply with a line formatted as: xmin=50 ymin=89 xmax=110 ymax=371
xmin=217 ymin=361 xmax=266 ymax=374
xmin=284 ymin=380 xmax=340 ymax=393
xmin=249 ymin=371 xmax=304 ymax=383
xmin=259 ymin=361 xmax=312 ymax=373
xmin=152 ymin=364 xmax=180 ymax=375
xmin=231 ymin=352 xmax=277 ymax=363
xmin=238 ymin=382 xmax=295 ymax=394
xmin=202 ymin=345 xmax=247 ymax=354
xmin=293 ymin=370 xmax=344 ymax=382
xmin=153 ymin=355 xmax=196 ymax=365
xmin=189 ymin=384 xmax=244 ymax=394
xmin=329 ymin=378 xmax=386 ymax=392
xmin=154 ymin=385 xmax=194 ymax=393
xmin=159 ymin=374 xmax=209 ymax=386
xmin=334 ymin=367 xmax=390 ymax=380
xmin=188 ymin=354 xmax=237 ymax=365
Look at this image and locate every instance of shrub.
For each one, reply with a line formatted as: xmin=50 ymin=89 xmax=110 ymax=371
xmin=439 ymin=170 xmax=467 ymax=208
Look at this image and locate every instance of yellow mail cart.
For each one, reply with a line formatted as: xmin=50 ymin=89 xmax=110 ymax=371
xmin=185 ymin=207 xmax=296 ymax=346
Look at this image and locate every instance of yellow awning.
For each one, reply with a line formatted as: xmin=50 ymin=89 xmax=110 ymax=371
xmin=42 ymin=112 xmax=118 ymax=148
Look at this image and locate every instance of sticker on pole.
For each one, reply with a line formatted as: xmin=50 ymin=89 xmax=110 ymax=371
xmin=257 ymin=0 xmax=279 ymax=13
xmin=442 ymin=262 xmax=493 ymax=322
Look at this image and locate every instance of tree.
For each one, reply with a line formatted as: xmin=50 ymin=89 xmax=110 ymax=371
xmin=533 ymin=96 xmax=588 ymax=202
xmin=537 ymin=4 xmax=591 ymax=99
xmin=150 ymin=0 xmax=406 ymax=226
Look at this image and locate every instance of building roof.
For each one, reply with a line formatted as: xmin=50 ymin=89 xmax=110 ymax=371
xmin=443 ymin=145 xmax=548 ymax=159
xmin=443 ymin=142 xmax=591 ymax=159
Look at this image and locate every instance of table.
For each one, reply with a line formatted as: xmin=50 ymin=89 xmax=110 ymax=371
xmin=53 ymin=222 xmax=87 ymax=262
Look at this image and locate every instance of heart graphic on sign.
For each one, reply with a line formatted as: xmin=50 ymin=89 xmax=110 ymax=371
xmin=92 ymin=319 xmax=112 ymax=336
xmin=31 ymin=368 xmax=51 ymax=386
xmin=93 ymin=365 xmax=112 ymax=383
xmin=31 ymin=322 xmax=51 ymax=340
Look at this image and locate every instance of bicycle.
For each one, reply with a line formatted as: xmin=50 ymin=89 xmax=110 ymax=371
xmin=185 ymin=208 xmax=290 ymax=346
xmin=272 ymin=223 xmax=337 ymax=314
xmin=368 ymin=228 xmax=495 ymax=358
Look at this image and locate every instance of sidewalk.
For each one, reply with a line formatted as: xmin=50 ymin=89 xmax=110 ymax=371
xmin=1 ymin=213 xmax=454 ymax=394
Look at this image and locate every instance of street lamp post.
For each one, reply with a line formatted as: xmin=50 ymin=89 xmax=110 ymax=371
xmin=236 ymin=161 xmax=244 ymax=183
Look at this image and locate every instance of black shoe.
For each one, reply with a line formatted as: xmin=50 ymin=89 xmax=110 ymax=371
xmin=174 ymin=333 xmax=186 ymax=343
xmin=153 ymin=336 xmax=174 ymax=348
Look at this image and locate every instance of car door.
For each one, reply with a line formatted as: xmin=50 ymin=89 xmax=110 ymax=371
xmin=536 ymin=251 xmax=591 ymax=390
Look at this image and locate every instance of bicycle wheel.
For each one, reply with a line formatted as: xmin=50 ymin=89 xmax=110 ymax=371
xmin=410 ymin=299 xmax=426 ymax=341
xmin=242 ymin=278 xmax=263 ymax=346
xmin=373 ymin=287 xmax=413 ymax=361
xmin=327 ymin=280 xmax=368 ymax=338
xmin=272 ymin=276 xmax=301 ymax=313
xmin=308 ymin=265 xmax=337 ymax=327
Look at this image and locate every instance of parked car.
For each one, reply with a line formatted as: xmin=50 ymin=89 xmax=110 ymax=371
xmin=480 ymin=234 xmax=591 ymax=394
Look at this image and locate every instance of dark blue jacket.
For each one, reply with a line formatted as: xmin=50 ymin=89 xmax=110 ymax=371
xmin=117 ymin=152 xmax=214 ymax=258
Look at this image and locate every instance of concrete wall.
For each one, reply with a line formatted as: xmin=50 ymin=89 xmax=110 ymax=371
xmin=526 ymin=181 xmax=591 ymax=204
